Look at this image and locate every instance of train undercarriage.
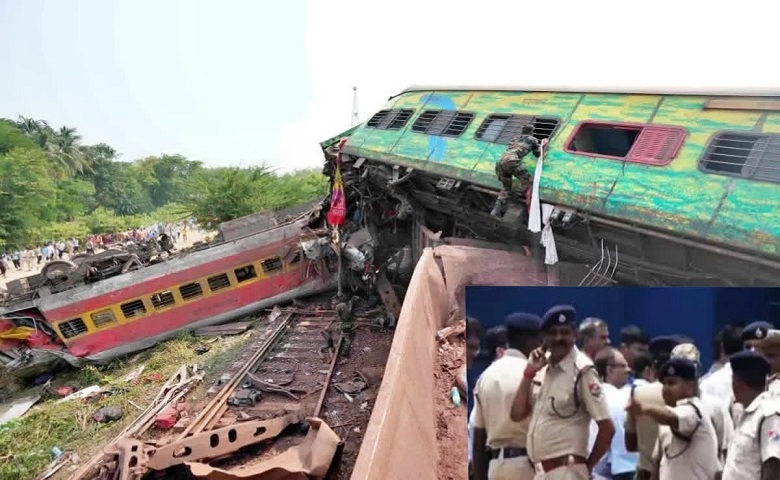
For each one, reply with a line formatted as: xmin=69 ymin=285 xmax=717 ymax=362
xmin=322 ymin=145 xmax=780 ymax=288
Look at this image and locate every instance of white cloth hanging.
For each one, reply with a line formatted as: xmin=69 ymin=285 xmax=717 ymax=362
xmin=540 ymin=203 xmax=559 ymax=265
xmin=527 ymin=140 xmax=546 ymax=233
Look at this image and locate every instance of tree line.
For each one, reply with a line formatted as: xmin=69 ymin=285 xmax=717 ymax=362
xmin=0 ymin=117 xmax=329 ymax=249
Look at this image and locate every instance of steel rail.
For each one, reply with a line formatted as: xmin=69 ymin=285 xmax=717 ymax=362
xmin=175 ymin=312 xmax=295 ymax=440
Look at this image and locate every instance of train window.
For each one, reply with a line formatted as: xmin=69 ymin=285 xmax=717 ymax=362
xmin=475 ymin=115 xmax=561 ymax=145
xmin=262 ymin=257 xmax=283 ymax=274
xmin=151 ymin=290 xmax=176 ymax=309
xmin=385 ymin=109 xmax=414 ymax=130
xmin=91 ymin=310 xmax=116 ymax=328
xmin=207 ymin=273 xmax=231 ymax=292
xmin=699 ymin=131 xmax=780 ymax=184
xmin=120 ymin=299 xmax=147 ymax=319
xmin=179 ymin=282 xmax=204 ymax=301
xmin=366 ymin=110 xmax=391 ymax=128
xmin=411 ymin=110 xmax=475 ymax=137
xmin=58 ymin=318 xmax=87 ymax=339
xmin=235 ymin=265 xmax=258 ymax=282
xmin=564 ymin=121 xmax=685 ymax=165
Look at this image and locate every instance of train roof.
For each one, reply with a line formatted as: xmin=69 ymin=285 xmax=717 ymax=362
xmin=396 ymin=85 xmax=780 ymax=98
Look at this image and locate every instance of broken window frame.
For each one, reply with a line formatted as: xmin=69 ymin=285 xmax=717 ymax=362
xmin=120 ymin=299 xmax=147 ymax=319
xmin=475 ymin=114 xmax=562 ymax=144
xmin=563 ymin=120 xmax=687 ymax=165
xmin=261 ymin=257 xmax=283 ymax=275
xmin=58 ymin=317 xmax=87 ymax=339
xmin=411 ymin=109 xmax=475 ymax=137
xmin=698 ymin=131 xmax=780 ymax=184
xmin=90 ymin=309 xmax=116 ymax=328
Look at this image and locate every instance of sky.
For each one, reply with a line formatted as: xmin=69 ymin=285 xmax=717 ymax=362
xmin=0 ymin=0 xmax=778 ymax=173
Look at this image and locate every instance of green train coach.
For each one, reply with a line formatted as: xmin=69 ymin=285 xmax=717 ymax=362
xmin=320 ymin=86 xmax=780 ymax=287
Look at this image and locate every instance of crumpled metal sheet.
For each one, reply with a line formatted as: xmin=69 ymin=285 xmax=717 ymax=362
xmin=186 ymin=417 xmax=341 ymax=480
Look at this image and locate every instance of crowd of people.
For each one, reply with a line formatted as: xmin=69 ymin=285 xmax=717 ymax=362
xmin=466 ymin=306 xmax=780 ymax=480
xmin=0 ymin=221 xmax=192 ymax=278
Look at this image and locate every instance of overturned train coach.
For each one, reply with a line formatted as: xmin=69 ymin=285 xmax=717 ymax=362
xmin=0 ymin=213 xmax=344 ymax=379
xmin=319 ymin=85 xmax=780 ymax=288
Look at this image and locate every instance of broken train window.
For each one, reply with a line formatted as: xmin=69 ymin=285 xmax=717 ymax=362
xmin=699 ymin=131 xmax=780 ymax=184
xmin=411 ymin=110 xmax=475 ymax=137
xmin=58 ymin=318 xmax=87 ymax=339
xmin=475 ymin=114 xmax=561 ymax=144
xmin=564 ymin=121 xmax=686 ymax=165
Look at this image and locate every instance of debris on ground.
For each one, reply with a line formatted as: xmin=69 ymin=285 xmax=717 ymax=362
xmin=194 ymin=321 xmax=254 ymax=337
xmin=436 ymin=319 xmax=466 ymax=342
xmin=54 ymin=385 xmax=104 ymax=404
xmin=434 ymin=333 xmax=467 ymax=480
xmin=155 ymin=401 xmax=188 ymax=430
xmin=92 ymin=405 xmax=123 ymax=423
xmin=0 ymin=394 xmax=40 ymax=424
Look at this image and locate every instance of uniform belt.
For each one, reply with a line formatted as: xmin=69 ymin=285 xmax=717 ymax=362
xmin=488 ymin=446 xmax=528 ymax=460
xmin=533 ymin=454 xmax=586 ymax=474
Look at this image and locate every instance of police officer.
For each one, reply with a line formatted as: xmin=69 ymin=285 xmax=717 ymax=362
xmin=742 ymin=321 xmax=774 ymax=351
xmin=510 ymin=305 xmax=615 ymax=479
xmin=670 ymin=343 xmax=734 ymax=467
xmin=472 ymin=313 xmax=542 ymax=480
xmin=626 ymin=357 xmax=720 ymax=480
xmin=756 ymin=329 xmax=780 ymax=393
xmin=721 ymin=350 xmax=780 ymax=480
xmin=490 ymin=125 xmax=543 ymax=218
xmin=624 ymin=335 xmax=680 ymax=480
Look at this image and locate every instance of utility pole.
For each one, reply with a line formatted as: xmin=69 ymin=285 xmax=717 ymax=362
xmin=351 ymin=86 xmax=359 ymax=127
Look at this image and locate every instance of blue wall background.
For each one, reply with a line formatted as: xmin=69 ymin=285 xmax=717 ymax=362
xmin=465 ymin=286 xmax=780 ymax=413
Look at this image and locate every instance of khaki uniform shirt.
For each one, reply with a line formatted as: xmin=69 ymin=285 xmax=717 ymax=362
xmin=472 ymin=349 xmax=531 ymax=448
xmin=625 ymin=381 xmax=664 ymax=473
xmin=527 ymin=348 xmax=610 ymax=461
xmin=722 ymin=391 xmax=780 ymax=480
xmin=654 ymin=397 xmax=720 ymax=480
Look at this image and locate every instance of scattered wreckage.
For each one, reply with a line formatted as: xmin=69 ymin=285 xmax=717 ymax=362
xmin=0 ymin=202 xmax=405 ymax=380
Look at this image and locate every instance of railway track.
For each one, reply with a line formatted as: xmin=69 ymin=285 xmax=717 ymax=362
xmin=76 ymin=306 xmax=347 ymax=479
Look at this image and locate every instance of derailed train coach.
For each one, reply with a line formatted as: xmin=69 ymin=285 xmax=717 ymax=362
xmin=319 ymin=85 xmax=780 ymax=287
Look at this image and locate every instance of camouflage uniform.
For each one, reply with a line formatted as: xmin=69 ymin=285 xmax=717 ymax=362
xmin=491 ymin=133 xmax=541 ymax=217
xmin=335 ymin=297 xmax=355 ymax=356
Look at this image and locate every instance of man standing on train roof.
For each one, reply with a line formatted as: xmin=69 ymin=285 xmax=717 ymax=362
xmin=756 ymin=328 xmax=780 ymax=394
xmin=510 ymin=305 xmax=614 ymax=479
xmin=624 ymin=335 xmax=682 ymax=480
xmin=721 ymin=350 xmax=780 ymax=480
xmin=472 ymin=313 xmax=541 ymax=480
xmin=490 ymin=124 xmax=545 ymax=218
xmin=626 ymin=356 xmax=720 ymax=480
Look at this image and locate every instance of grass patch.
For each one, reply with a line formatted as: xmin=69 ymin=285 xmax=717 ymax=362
xmin=0 ymin=330 xmax=255 ymax=480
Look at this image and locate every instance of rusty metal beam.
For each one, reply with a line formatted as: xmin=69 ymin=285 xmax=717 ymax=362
xmin=146 ymin=413 xmax=302 ymax=470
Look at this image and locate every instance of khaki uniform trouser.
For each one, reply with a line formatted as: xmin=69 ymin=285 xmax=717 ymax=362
xmin=488 ymin=455 xmax=534 ymax=480
xmin=532 ymin=464 xmax=589 ymax=480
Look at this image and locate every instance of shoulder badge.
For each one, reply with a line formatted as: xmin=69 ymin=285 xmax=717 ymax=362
xmin=588 ymin=383 xmax=602 ymax=397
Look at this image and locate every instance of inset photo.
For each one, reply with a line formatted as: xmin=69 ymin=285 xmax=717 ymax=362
xmin=466 ymin=286 xmax=780 ymax=480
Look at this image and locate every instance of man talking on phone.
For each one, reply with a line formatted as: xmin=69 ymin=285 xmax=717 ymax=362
xmin=510 ymin=305 xmax=615 ymax=479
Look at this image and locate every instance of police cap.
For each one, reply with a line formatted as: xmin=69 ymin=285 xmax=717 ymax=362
xmin=504 ymin=312 xmax=542 ymax=333
xmin=541 ymin=305 xmax=576 ymax=330
xmin=658 ymin=357 xmax=698 ymax=382
xmin=648 ymin=335 xmax=682 ymax=357
xmin=730 ymin=350 xmax=771 ymax=379
xmin=742 ymin=321 xmax=774 ymax=342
